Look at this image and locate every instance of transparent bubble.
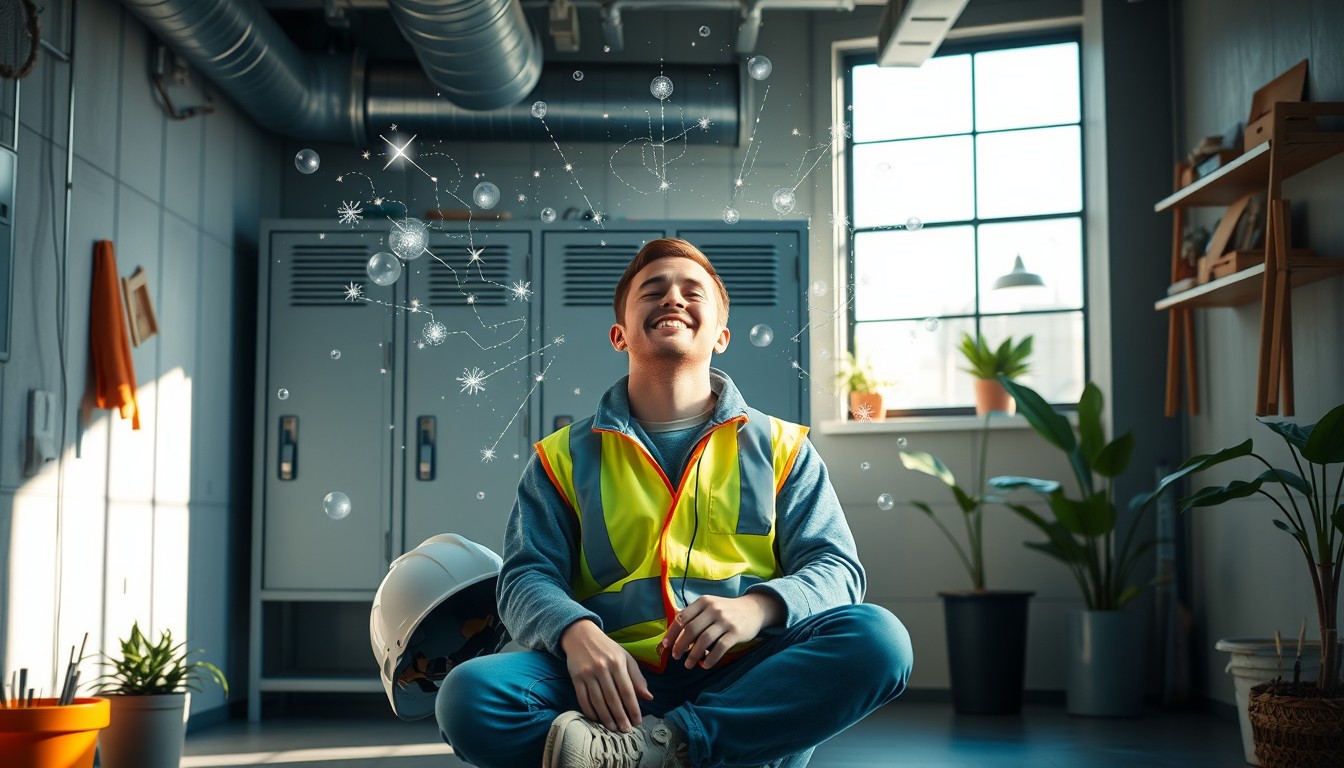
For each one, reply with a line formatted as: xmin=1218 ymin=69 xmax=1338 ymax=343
xmin=875 ymin=162 xmax=892 ymax=178
xmin=323 ymin=491 xmax=352 ymax=520
xmin=810 ymin=280 xmax=828 ymax=297
xmin=294 ymin=148 xmax=320 ymax=174
xmin=922 ymin=317 xmax=940 ymax=332
xmin=650 ymin=76 xmax=674 ymax=101
xmin=540 ymin=207 xmax=557 ymax=223
xmin=747 ymin=56 xmax=773 ymax=81
xmin=531 ymin=101 xmax=548 ymax=119
xmin=572 ymin=70 xmax=584 ymax=82
xmin=722 ymin=207 xmax=740 ymax=225
xmin=860 ymin=461 xmax=871 ymax=471
xmin=771 ymin=187 xmax=796 ymax=214
xmin=476 ymin=491 xmax=486 ymax=500
xmin=877 ymin=493 xmax=895 ymax=511
xmin=897 ymin=437 xmax=908 ymax=448
xmin=906 ymin=216 xmax=923 ymax=231
xmin=749 ymin=324 xmax=774 ymax=347
xmin=699 ymin=25 xmax=711 ymax=37
xmin=366 ymin=251 xmax=403 ymax=286
xmin=330 ymin=349 xmax=341 ymax=360
xmin=388 ymin=217 xmax=429 ymax=261
xmin=276 ymin=388 xmax=289 ymax=400
xmin=472 ymin=181 xmax=500 ymax=209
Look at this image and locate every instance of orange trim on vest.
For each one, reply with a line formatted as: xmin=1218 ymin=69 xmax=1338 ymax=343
xmin=534 ymin=444 xmax=576 ymax=514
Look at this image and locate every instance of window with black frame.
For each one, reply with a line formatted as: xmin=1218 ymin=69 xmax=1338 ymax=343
xmin=845 ymin=35 xmax=1087 ymax=417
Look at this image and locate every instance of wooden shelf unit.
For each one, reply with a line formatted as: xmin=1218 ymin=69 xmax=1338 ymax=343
xmin=1156 ymin=100 xmax=1344 ymax=417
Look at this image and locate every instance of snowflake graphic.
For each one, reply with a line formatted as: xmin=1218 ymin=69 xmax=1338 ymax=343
xmin=342 ymin=282 xmax=364 ymax=302
xmin=466 ymin=294 xmax=477 ymax=305
xmin=697 ymin=117 xmax=712 ymax=130
xmin=509 ymin=280 xmax=534 ymax=302
xmin=853 ymin=403 xmax=874 ymax=423
xmin=480 ymin=448 xmax=497 ymax=463
xmin=422 ymin=321 xmax=448 ymax=346
xmin=829 ymin=121 xmax=852 ymax=141
xmin=553 ymin=335 xmax=565 ymax=345
xmin=337 ymin=201 xmax=363 ymax=226
xmin=457 ymin=367 xmax=486 ymax=395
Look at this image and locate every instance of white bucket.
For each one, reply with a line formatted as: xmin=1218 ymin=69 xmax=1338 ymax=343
xmin=1215 ymin=638 xmax=1326 ymax=765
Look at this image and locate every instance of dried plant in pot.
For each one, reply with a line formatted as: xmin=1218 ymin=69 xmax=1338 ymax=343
xmin=95 ymin=621 xmax=228 ymax=768
xmin=1146 ymin=404 xmax=1344 ymax=766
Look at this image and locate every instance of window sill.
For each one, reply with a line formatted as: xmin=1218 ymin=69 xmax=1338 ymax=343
xmin=816 ymin=411 xmax=1079 ymax=435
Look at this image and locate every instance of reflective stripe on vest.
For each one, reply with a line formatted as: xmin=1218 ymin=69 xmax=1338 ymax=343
xmin=535 ymin=407 xmax=809 ymax=668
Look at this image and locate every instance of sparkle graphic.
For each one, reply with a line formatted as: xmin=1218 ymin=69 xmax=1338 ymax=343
xmin=509 ymin=280 xmax=533 ymax=301
xmin=343 ymin=282 xmax=363 ymax=302
xmin=467 ymin=247 xmax=485 ymax=264
xmin=361 ymin=150 xmax=370 ymax=160
xmin=336 ymin=175 xmax=344 ymax=182
xmin=518 ymin=193 xmax=527 ymax=202
xmin=792 ymin=128 xmax=800 ymax=136
xmin=410 ymin=298 xmax=421 ymax=312
xmin=480 ymin=448 xmax=497 ymax=462
xmin=697 ymin=117 xmax=712 ymax=130
xmin=380 ymin=133 xmax=427 ymax=174
xmin=337 ymin=201 xmax=363 ymax=226
xmin=466 ymin=294 xmax=476 ymax=304
xmin=457 ymin=367 xmax=487 ymax=395
xmin=564 ymin=163 xmax=573 ymax=172
xmin=533 ymin=170 xmax=541 ymax=178
xmin=390 ymin=123 xmax=398 ymax=131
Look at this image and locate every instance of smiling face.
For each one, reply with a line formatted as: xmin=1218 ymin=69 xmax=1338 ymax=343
xmin=611 ymin=256 xmax=730 ymax=367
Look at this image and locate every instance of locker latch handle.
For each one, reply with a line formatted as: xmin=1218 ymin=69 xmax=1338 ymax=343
xmin=279 ymin=416 xmax=298 ymax=480
xmin=417 ymin=416 xmax=436 ymax=481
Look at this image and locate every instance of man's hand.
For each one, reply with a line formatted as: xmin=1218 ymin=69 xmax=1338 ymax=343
xmin=660 ymin=592 xmax=784 ymax=670
xmin=560 ymin=619 xmax=653 ymax=733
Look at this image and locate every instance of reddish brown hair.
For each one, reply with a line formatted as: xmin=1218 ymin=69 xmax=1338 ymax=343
xmin=612 ymin=238 xmax=731 ymax=321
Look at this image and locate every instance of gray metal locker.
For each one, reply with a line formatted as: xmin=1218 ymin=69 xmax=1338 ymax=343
xmin=401 ymin=230 xmax=533 ymax=553
xmin=260 ymin=231 xmax=398 ymax=591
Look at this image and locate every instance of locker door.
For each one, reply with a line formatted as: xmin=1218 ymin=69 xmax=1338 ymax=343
xmin=263 ymin=231 xmax=397 ymax=590
xmin=539 ymin=230 xmax=665 ymax=439
xmin=676 ymin=228 xmax=807 ymax=424
xmin=401 ymin=231 xmax=533 ymax=554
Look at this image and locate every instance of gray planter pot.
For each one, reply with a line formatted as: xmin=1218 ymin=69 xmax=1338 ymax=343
xmin=99 ymin=692 xmax=189 ymax=768
xmin=1067 ymin=609 xmax=1145 ymax=717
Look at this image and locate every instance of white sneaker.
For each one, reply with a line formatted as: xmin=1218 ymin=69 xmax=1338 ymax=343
xmin=542 ymin=711 xmax=690 ymax=768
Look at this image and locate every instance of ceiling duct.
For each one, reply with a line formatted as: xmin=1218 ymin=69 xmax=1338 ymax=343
xmin=876 ymin=0 xmax=968 ymax=67
xmin=117 ymin=0 xmax=739 ymax=144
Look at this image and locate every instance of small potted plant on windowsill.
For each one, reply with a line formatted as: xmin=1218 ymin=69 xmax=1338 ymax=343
xmin=899 ymin=411 xmax=1035 ymax=715
xmin=834 ymin=351 xmax=888 ymax=422
xmin=95 ymin=621 xmax=228 ymax=768
xmin=958 ymin=333 xmax=1033 ymax=416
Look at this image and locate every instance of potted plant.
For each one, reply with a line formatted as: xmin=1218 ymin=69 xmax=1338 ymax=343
xmin=1147 ymin=403 xmax=1343 ymax=766
xmin=95 ymin=621 xmax=228 ymax=768
xmin=987 ymin=377 xmax=1162 ymax=717
xmin=899 ymin=412 xmax=1034 ymax=714
xmin=958 ymin=333 xmax=1033 ymax=416
xmin=834 ymin=351 xmax=887 ymax=421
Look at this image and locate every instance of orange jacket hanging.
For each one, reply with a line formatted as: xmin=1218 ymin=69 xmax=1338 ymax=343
xmin=90 ymin=240 xmax=140 ymax=429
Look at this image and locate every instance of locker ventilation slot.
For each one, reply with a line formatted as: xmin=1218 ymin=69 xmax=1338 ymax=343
xmin=563 ymin=246 xmax=638 ymax=307
xmin=427 ymin=247 xmax=512 ymax=307
xmin=289 ymin=246 xmax=372 ymax=307
xmin=698 ymin=245 xmax=780 ymax=307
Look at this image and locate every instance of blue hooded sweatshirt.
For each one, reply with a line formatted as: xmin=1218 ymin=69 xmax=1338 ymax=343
xmin=496 ymin=368 xmax=866 ymax=657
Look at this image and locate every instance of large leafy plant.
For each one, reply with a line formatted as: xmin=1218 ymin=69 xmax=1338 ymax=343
xmin=1144 ymin=403 xmax=1344 ymax=693
xmin=987 ymin=377 xmax=1160 ymax=610
xmin=899 ymin=413 xmax=996 ymax=591
xmin=958 ymin=333 xmax=1033 ymax=380
xmin=96 ymin=621 xmax=228 ymax=696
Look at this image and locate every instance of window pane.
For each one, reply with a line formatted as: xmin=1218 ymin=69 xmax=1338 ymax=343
xmin=852 ymin=55 xmax=972 ymax=143
xmin=974 ymin=43 xmax=1080 ymax=132
xmin=855 ymin=317 xmax=977 ymax=411
xmin=853 ymin=136 xmax=974 ymax=227
xmin=976 ymin=126 xmax=1081 ymax=219
xmin=977 ymin=217 xmax=1084 ymax=314
xmin=854 ymin=226 xmax=975 ymax=320
xmin=979 ymin=312 xmax=1085 ymax=405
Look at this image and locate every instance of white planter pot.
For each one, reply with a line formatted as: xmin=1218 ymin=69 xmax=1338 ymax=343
xmin=1215 ymin=638 xmax=1332 ymax=766
xmin=99 ymin=692 xmax=190 ymax=768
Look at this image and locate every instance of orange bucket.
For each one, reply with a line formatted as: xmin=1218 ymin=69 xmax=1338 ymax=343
xmin=0 ymin=697 xmax=110 ymax=768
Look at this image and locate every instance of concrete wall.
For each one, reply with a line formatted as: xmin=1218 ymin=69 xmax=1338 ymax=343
xmin=0 ymin=0 xmax=277 ymax=719
xmin=1176 ymin=0 xmax=1344 ymax=708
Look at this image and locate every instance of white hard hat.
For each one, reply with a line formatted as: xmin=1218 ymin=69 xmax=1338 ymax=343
xmin=370 ymin=533 xmax=506 ymax=720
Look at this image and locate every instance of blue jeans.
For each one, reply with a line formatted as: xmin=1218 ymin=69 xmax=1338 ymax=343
xmin=437 ymin=603 xmax=912 ymax=768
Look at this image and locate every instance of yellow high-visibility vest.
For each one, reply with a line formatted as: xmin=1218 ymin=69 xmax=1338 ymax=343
xmin=535 ymin=408 xmax=809 ymax=670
